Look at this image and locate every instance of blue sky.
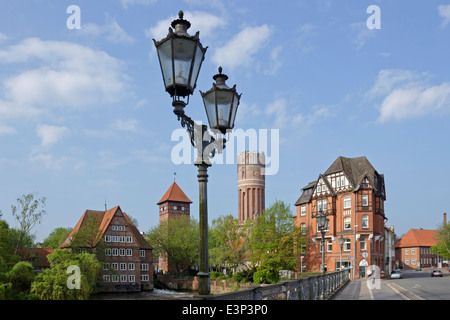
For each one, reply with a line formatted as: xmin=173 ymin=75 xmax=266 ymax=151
xmin=0 ymin=0 xmax=449 ymax=242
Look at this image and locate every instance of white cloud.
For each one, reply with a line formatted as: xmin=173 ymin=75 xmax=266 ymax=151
xmin=112 ymin=119 xmax=138 ymax=132
xmin=80 ymin=15 xmax=135 ymax=44
xmin=120 ymin=0 xmax=157 ymax=9
xmin=30 ymin=153 xmax=84 ymax=171
xmin=351 ymin=22 xmax=376 ymax=49
xmin=0 ymin=124 xmax=16 ymax=135
xmin=367 ymin=69 xmax=450 ymax=122
xmin=265 ymin=98 xmax=303 ymax=129
xmin=36 ymin=125 xmax=69 ymax=147
xmin=0 ymin=38 xmax=131 ymax=119
xmin=212 ymin=25 xmax=273 ymax=70
xmin=146 ymin=11 xmax=227 ymax=41
xmin=438 ymin=4 xmax=450 ymax=27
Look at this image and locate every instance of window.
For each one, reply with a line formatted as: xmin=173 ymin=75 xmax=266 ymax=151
xmin=129 ymin=275 xmax=136 ymax=283
xmin=120 ymin=275 xmax=127 ymax=282
xmin=141 ymin=275 xmax=149 ymax=281
xmin=360 ymin=238 xmax=366 ymax=251
xmin=119 ymin=248 xmax=125 ymax=256
xmin=128 ymin=263 xmax=135 ymax=271
xmin=327 ymin=239 xmax=332 ymax=252
xmin=411 ymin=248 xmax=415 ymax=255
xmin=112 ymin=275 xmax=119 ymax=282
xmin=141 ymin=263 xmax=149 ymax=271
xmin=362 ymin=215 xmax=369 ymax=228
xmin=103 ymin=275 xmax=110 ymax=282
xmin=112 ymin=248 xmax=118 ymax=256
xmin=344 ymin=239 xmax=351 ymax=251
xmin=317 ymin=200 xmax=322 ymax=212
xmin=344 ymin=217 xmax=351 ymax=230
xmin=301 ymin=205 xmax=306 ymax=216
xmin=323 ymin=199 xmax=327 ymax=211
xmin=105 ymin=235 xmax=111 ymax=242
xmin=111 ymin=263 xmax=118 ymax=270
xmin=120 ymin=263 xmax=126 ymax=270
xmin=322 ymin=185 xmax=327 ymax=192
xmin=300 ymin=223 xmax=306 ymax=235
xmin=105 ymin=248 xmax=111 ymax=256
xmin=140 ymin=250 xmax=146 ymax=257
xmin=362 ymin=195 xmax=369 ymax=206
xmin=103 ymin=263 xmax=110 ymax=271
xmin=126 ymin=248 xmax=132 ymax=256
xmin=405 ymin=249 xmax=409 ymax=255
xmin=343 ymin=196 xmax=351 ymax=209
xmin=317 ymin=186 xmax=321 ymax=193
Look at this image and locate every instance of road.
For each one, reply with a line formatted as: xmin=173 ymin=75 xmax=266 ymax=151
xmin=332 ymin=269 xmax=450 ymax=300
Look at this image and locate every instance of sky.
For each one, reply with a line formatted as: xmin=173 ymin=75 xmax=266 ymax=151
xmin=0 ymin=0 xmax=450 ymax=243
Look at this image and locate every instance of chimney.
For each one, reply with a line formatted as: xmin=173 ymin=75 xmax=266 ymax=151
xmin=444 ymin=213 xmax=447 ymax=226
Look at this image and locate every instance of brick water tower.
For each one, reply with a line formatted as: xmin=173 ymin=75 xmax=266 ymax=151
xmin=237 ymin=151 xmax=265 ymax=221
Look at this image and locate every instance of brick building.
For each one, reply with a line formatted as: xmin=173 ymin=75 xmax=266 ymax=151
xmin=157 ymin=181 xmax=192 ymax=273
xmin=61 ymin=206 xmax=154 ymax=292
xmin=294 ymin=156 xmax=387 ymax=278
xmin=237 ymin=151 xmax=265 ymax=221
xmin=395 ymin=228 xmax=445 ymax=269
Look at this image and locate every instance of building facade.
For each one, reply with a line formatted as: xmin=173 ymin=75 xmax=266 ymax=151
xmin=294 ymin=156 xmax=387 ymax=279
xmin=61 ymin=206 xmax=154 ymax=292
xmin=395 ymin=228 xmax=446 ymax=269
xmin=157 ymin=181 xmax=192 ymax=273
xmin=237 ymin=151 xmax=265 ymax=221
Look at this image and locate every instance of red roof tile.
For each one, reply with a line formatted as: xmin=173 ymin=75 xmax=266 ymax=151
xmin=157 ymin=182 xmax=192 ymax=205
xmin=395 ymin=229 xmax=438 ymax=248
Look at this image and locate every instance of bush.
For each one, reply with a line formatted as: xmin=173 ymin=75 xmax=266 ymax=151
xmin=210 ymin=271 xmax=225 ymax=280
xmin=253 ymin=269 xmax=279 ymax=284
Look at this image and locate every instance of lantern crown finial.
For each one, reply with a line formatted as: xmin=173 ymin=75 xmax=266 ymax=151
xmin=171 ymin=10 xmax=191 ymax=32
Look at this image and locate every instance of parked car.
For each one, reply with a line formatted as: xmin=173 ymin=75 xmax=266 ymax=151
xmin=390 ymin=270 xmax=402 ymax=279
xmin=431 ymin=270 xmax=443 ymax=277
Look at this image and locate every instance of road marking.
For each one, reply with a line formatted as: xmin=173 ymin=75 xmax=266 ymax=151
xmin=387 ymin=282 xmax=426 ymax=300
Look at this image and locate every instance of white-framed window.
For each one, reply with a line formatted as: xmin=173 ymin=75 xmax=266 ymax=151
xmin=120 ymin=275 xmax=127 ymax=282
xmin=360 ymin=238 xmax=366 ymax=251
xmin=362 ymin=195 xmax=369 ymax=206
xmin=301 ymin=205 xmax=306 ymax=216
xmin=323 ymin=199 xmax=327 ymax=211
xmin=344 ymin=238 xmax=351 ymax=251
xmin=141 ymin=275 xmax=149 ymax=282
xmin=105 ymin=248 xmax=111 ymax=256
xmin=112 ymin=275 xmax=119 ymax=282
xmin=103 ymin=275 xmax=110 ymax=282
xmin=317 ymin=186 xmax=321 ymax=193
xmin=141 ymin=263 xmax=149 ymax=271
xmin=128 ymin=263 xmax=135 ymax=271
xmin=112 ymin=248 xmax=118 ymax=256
xmin=120 ymin=263 xmax=127 ymax=270
xmin=411 ymin=248 xmax=415 ymax=255
xmin=111 ymin=263 xmax=118 ymax=271
xmin=105 ymin=235 xmax=111 ymax=242
xmin=344 ymin=216 xmax=351 ymax=230
xmin=300 ymin=223 xmax=306 ymax=236
xmin=119 ymin=248 xmax=125 ymax=256
xmin=405 ymin=249 xmax=409 ymax=255
xmin=140 ymin=250 xmax=145 ymax=258
xmin=126 ymin=248 xmax=132 ymax=256
xmin=181 ymin=207 xmax=185 ymax=210
xmin=327 ymin=239 xmax=332 ymax=252
xmin=103 ymin=263 xmax=110 ymax=271
xmin=343 ymin=196 xmax=351 ymax=209
xmin=129 ymin=275 xmax=135 ymax=283
xmin=362 ymin=215 xmax=369 ymax=228
xmin=411 ymin=259 xmax=416 ymax=265
xmin=112 ymin=236 xmax=118 ymax=242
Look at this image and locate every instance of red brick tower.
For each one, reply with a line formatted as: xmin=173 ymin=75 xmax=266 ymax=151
xmin=157 ymin=182 xmax=192 ymax=273
xmin=237 ymin=151 xmax=265 ymax=221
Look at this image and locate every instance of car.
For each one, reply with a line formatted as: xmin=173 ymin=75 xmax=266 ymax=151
xmin=390 ymin=270 xmax=402 ymax=279
xmin=431 ymin=270 xmax=443 ymax=277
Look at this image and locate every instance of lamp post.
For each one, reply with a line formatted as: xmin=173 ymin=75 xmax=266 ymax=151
xmin=153 ymin=11 xmax=241 ymax=296
xmin=315 ymin=210 xmax=329 ymax=273
xmin=338 ymin=235 xmax=344 ymax=271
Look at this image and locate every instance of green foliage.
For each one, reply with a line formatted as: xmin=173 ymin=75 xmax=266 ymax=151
xmin=253 ymin=269 xmax=279 ymax=284
xmin=6 ymin=261 xmax=35 ymax=293
xmin=30 ymin=249 xmax=101 ymax=300
xmin=42 ymin=227 xmax=72 ymax=249
xmin=249 ymin=201 xmax=305 ymax=281
xmin=431 ymin=222 xmax=450 ymax=260
xmin=146 ymin=215 xmax=199 ymax=274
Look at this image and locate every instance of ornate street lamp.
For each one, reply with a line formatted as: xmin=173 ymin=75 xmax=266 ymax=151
xmin=315 ymin=211 xmax=329 ymax=273
xmin=153 ymin=11 xmax=241 ymax=296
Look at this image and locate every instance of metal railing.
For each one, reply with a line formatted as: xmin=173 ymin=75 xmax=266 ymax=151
xmin=204 ymin=270 xmax=349 ymax=300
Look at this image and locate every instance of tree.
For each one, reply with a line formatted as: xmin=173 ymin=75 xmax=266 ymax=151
xmin=146 ymin=216 xmax=199 ymax=274
xmin=42 ymin=227 xmax=73 ymax=249
xmin=11 ymin=193 xmax=47 ymax=255
xmin=249 ymin=201 xmax=305 ymax=283
xmin=209 ymin=214 xmax=251 ymax=272
xmin=30 ymin=249 xmax=101 ymax=300
xmin=6 ymin=261 xmax=35 ymax=294
xmin=431 ymin=222 xmax=450 ymax=260
xmin=69 ymin=215 xmax=106 ymax=263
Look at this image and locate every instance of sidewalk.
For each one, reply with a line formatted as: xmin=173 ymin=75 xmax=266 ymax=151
xmin=330 ymin=279 xmax=374 ymax=300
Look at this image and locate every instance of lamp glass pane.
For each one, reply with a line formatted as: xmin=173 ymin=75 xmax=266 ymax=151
xmin=215 ymin=90 xmax=233 ymax=129
xmin=202 ymin=91 xmax=216 ymax=129
xmin=156 ymin=40 xmax=174 ymax=88
xmin=229 ymin=93 xmax=239 ymax=129
xmin=172 ymin=38 xmax=196 ymax=86
xmin=190 ymin=43 xmax=205 ymax=89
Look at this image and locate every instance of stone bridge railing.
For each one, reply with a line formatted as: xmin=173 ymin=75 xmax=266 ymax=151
xmin=203 ymin=270 xmax=349 ymax=300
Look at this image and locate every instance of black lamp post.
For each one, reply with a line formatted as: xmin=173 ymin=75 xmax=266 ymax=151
xmin=153 ymin=11 xmax=241 ymax=296
xmin=338 ymin=235 xmax=344 ymax=271
xmin=315 ymin=210 xmax=329 ymax=273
